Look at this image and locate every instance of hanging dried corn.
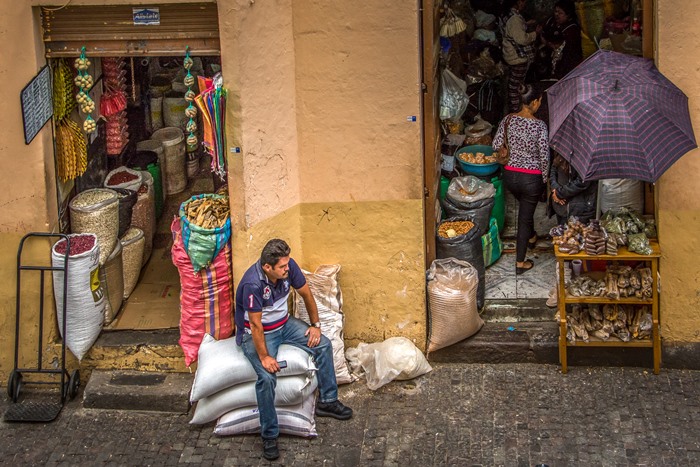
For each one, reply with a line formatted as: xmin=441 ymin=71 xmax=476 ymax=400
xmin=74 ymin=47 xmax=96 ymax=134
xmin=52 ymin=58 xmax=88 ymax=181
xmin=183 ymin=47 xmax=198 ymax=152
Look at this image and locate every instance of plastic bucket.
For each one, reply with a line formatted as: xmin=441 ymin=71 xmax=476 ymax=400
xmin=151 ymin=127 xmax=186 ymax=195
xmin=136 ymin=140 xmax=167 ymax=202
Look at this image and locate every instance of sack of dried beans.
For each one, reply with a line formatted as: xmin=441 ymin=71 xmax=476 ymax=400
xmin=105 ymin=167 xmax=143 ymax=192
xmin=51 ymin=234 xmax=104 ymax=361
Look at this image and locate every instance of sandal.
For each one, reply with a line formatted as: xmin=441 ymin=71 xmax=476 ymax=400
xmin=516 ymin=259 xmax=534 ymax=275
xmin=527 ymin=235 xmax=538 ymax=250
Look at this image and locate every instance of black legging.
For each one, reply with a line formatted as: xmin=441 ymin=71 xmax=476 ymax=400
xmin=503 ymin=170 xmax=545 ymax=263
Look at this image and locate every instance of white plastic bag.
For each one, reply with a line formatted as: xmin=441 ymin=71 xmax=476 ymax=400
xmin=52 ymin=234 xmax=105 ymax=361
xmin=440 ymin=69 xmax=469 ymax=121
xmin=294 ymin=264 xmax=354 ymax=384
xmin=447 ymin=176 xmax=496 ymax=204
xmin=426 ymin=258 xmax=483 ymax=353
xmin=464 ymin=114 xmax=493 ymax=138
xmin=345 ymin=337 xmax=432 ymax=390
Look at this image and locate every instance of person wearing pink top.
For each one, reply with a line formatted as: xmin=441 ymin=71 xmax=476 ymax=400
xmin=493 ymin=83 xmax=550 ymax=274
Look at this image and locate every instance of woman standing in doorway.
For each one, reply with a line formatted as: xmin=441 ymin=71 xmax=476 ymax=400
xmin=502 ymin=0 xmax=541 ymax=112
xmin=493 ymin=84 xmax=550 ymax=274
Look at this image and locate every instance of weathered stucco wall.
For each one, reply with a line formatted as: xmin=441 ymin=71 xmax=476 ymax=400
xmin=224 ymin=1 xmax=426 ymax=346
xmin=656 ymin=2 xmax=700 ymax=343
xmin=0 ymin=4 xmax=63 ymax=381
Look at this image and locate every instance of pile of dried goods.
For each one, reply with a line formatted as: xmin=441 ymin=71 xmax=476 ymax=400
xmin=69 ymin=188 xmax=119 ymax=266
xmin=566 ymin=265 xmax=653 ymax=300
xmin=183 ymin=196 xmax=230 ymax=229
xmin=438 ymin=220 xmax=474 ymax=238
xmin=54 ymin=234 xmax=96 ymax=256
xmin=457 ymin=152 xmax=496 ymax=164
xmin=567 ymin=304 xmax=652 ymax=343
xmin=583 ymin=219 xmax=606 ymax=255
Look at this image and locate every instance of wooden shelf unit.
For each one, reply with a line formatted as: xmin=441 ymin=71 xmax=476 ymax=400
xmin=555 ymin=241 xmax=661 ymax=374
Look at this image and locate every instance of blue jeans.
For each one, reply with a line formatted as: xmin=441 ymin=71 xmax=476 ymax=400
xmin=241 ymin=315 xmax=338 ymax=440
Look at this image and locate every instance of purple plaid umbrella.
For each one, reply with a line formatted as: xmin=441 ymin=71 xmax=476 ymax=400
xmin=547 ymin=49 xmax=697 ymax=182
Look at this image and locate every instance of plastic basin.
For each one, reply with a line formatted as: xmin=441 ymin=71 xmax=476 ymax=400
xmin=455 ymin=145 xmax=499 ymax=176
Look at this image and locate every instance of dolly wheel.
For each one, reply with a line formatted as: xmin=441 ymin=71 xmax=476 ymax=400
xmin=7 ymin=370 xmax=22 ymax=403
xmin=68 ymin=370 xmax=80 ymax=400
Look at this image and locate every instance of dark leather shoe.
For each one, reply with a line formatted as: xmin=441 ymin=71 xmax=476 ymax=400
xmin=263 ymin=438 xmax=279 ymax=460
xmin=316 ymin=400 xmax=353 ymax=420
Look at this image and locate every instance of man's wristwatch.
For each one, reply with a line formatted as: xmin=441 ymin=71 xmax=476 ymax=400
xmin=311 ymin=322 xmax=321 ymax=328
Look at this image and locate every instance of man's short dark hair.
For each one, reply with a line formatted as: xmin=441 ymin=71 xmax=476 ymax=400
xmin=261 ymin=239 xmax=291 ymax=267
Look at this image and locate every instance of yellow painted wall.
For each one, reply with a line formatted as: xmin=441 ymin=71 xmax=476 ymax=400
xmin=0 ymin=4 xmax=66 ymax=382
xmin=222 ymin=1 xmax=427 ymax=348
xmin=656 ymin=2 xmax=700 ymax=343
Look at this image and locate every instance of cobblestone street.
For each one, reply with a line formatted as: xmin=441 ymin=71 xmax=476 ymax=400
xmin=2 ymin=363 xmax=700 ymax=466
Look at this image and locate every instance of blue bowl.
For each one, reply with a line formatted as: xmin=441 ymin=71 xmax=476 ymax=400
xmin=455 ymin=145 xmax=499 ymax=176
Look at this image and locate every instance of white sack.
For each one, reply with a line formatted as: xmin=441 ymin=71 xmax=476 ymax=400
xmin=426 ymin=257 xmax=483 ymax=352
xmin=214 ymin=392 xmax=317 ymax=438
xmin=190 ymin=334 xmax=317 ymax=402
xmin=294 ymin=264 xmax=354 ymax=384
xmin=52 ymin=234 xmax=105 ymax=361
xmin=190 ymin=374 xmax=318 ymax=425
xmin=104 ymin=167 xmax=143 ymax=192
xmin=345 ymin=337 xmax=432 ymax=390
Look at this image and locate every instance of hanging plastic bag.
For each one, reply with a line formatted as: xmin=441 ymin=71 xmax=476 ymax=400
xmin=345 ymin=337 xmax=432 ymax=390
xmin=439 ymin=69 xmax=469 ymax=122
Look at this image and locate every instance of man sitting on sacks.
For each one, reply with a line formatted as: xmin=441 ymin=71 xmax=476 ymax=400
xmin=235 ymin=238 xmax=353 ymax=460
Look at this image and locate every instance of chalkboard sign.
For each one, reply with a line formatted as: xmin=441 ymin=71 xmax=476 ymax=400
xmin=21 ymin=65 xmax=53 ymax=145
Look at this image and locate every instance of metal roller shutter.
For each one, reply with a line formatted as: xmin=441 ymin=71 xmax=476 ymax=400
xmin=41 ymin=2 xmax=220 ymax=57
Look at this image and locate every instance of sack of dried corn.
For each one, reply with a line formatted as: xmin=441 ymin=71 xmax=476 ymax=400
xmin=179 ymin=194 xmax=232 ymax=272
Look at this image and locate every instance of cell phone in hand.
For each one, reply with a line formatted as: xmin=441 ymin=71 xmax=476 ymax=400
xmin=277 ymin=360 xmax=287 ymax=369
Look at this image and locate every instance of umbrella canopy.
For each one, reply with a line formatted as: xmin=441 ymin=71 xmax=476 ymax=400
xmin=547 ymin=49 xmax=697 ymax=182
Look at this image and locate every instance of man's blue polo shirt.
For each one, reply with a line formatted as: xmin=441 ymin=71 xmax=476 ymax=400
xmin=234 ymin=258 xmax=306 ymax=345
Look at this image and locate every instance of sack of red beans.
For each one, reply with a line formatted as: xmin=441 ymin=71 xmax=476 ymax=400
xmin=51 ymin=233 xmax=105 ymax=361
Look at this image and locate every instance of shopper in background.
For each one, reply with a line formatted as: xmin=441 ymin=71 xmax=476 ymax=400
xmin=541 ymin=0 xmax=583 ymax=79
xmin=492 ymin=83 xmax=549 ymax=275
xmin=501 ymin=0 xmax=541 ymax=112
xmin=548 ymin=152 xmax=598 ymax=225
xmin=234 ymin=239 xmax=353 ymax=461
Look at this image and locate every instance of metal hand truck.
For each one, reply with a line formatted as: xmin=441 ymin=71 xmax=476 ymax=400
xmin=4 ymin=233 xmax=80 ymax=422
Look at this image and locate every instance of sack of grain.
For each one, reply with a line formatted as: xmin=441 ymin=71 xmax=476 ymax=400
xmin=214 ymin=394 xmax=317 ymax=438
xmin=100 ymin=241 xmax=124 ymax=325
xmin=130 ymin=179 xmax=155 ymax=267
xmin=293 ymin=264 xmax=354 ymax=385
xmin=426 ymin=257 xmax=482 ymax=353
xmin=190 ymin=374 xmax=318 ymax=425
xmin=190 ymin=335 xmax=316 ymax=402
xmin=69 ymin=188 xmax=119 ymax=266
xmin=51 ymin=234 xmax=105 ymax=361
xmin=120 ymin=227 xmax=145 ymax=299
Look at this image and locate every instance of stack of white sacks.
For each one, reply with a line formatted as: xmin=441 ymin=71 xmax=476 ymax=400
xmin=189 ymin=334 xmax=319 ymax=437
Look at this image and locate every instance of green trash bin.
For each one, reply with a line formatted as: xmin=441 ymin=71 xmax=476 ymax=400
xmin=491 ymin=175 xmax=505 ymax=233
